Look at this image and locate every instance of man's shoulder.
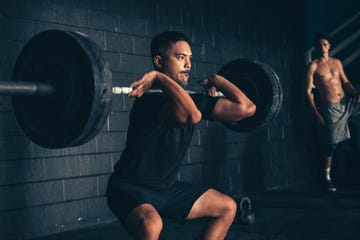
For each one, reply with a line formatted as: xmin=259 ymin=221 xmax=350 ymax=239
xmin=307 ymin=60 xmax=319 ymax=71
xmin=310 ymin=59 xmax=320 ymax=65
xmin=330 ymin=57 xmax=342 ymax=65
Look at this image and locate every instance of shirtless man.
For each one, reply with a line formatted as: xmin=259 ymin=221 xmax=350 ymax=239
xmin=306 ymin=32 xmax=360 ymax=192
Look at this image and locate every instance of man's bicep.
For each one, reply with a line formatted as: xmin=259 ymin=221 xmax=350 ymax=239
xmin=210 ymin=98 xmax=244 ymax=122
xmin=306 ymin=65 xmax=316 ymax=93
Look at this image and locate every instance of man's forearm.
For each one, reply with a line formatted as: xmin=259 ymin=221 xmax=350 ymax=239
xmin=207 ymin=74 xmax=253 ymax=105
xmin=344 ymin=82 xmax=360 ymax=99
xmin=306 ymin=92 xmax=324 ymax=123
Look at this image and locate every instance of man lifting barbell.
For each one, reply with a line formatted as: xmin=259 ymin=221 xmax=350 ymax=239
xmin=2 ymin=29 xmax=282 ymax=238
xmin=7 ymin=30 xmax=281 ymax=149
xmin=106 ymin=31 xmax=256 ymax=240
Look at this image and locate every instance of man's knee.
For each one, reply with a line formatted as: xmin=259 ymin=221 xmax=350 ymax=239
xmin=125 ymin=204 xmax=163 ymax=239
xmin=222 ymin=195 xmax=237 ymax=218
xmin=138 ymin=215 xmax=163 ymax=238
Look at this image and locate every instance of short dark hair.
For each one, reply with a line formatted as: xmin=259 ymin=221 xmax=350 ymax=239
xmin=150 ymin=31 xmax=190 ymax=59
xmin=313 ymin=32 xmax=331 ymax=47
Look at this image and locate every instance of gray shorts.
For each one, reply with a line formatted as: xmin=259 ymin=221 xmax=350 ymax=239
xmin=320 ymin=96 xmax=360 ymax=144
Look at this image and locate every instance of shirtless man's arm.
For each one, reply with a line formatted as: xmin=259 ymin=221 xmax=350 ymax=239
xmin=337 ymin=59 xmax=360 ymax=101
xmin=306 ymin=61 xmax=325 ymax=125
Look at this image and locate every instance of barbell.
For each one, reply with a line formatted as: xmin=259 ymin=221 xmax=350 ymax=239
xmin=3 ymin=30 xmax=283 ymax=148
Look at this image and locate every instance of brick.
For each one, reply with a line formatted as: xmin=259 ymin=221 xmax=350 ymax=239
xmin=188 ymin=145 xmax=210 ymax=164
xmin=192 ymin=62 xmax=215 ymax=79
xmin=55 ymin=0 xmax=104 ymax=10
xmin=33 ymin=21 xmax=77 ymax=36
xmin=105 ymin=32 xmax=133 ymax=53
xmin=0 ymin=63 xmax=13 ymax=83
xmin=14 ymin=0 xmax=54 ymax=22
xmin=0 ymin=135 xmax=33 ymax=160
xmin=146 ymin=21 xmax=170 ymax=37
xmin=79 ymin=154 xmax=113 ymax=176
xmin=123 ymin=95 xmax=135 ymax=112
xmin=221 ymin=48 xmax=248 ymax=64
xmin=197 ymin=128 xmax=228 ymax=146
xmin=108 ymin=111 xmax=130 ymax=131
xmin=0 ymin=39 xmax=21 ymax=63
xmin=178 ymin=164 xmax=202 ymax=183
xmin=0 ymin=184 xmax=25 ymax=210
xmin=157 ymin=1 xmax=181 ymax=25
xmin=79 ymin=197 xmax=111 ymax=221
xmin=0 ymin=207 xmax=45 ymax=239
xmin=133 ymin=1 xmax=157 ymax=22
xmin=24 ymin=180 xmax=64 ymax=206
xmin=2 ymin=159 xmax=43 ymax=185
xmin=202 ymin=15 xmax=222 ymax=33
xmin=44 ymin=200 xmax=81 ymax=228
xmin=193 ymin=30 xmax=213 ymax=47
xmin=119 ymin=16 xmax=147 ymax=36
xmin=97 ymin=174 xmax=111 ymax=196
xmin=104 ymin=52 xmax=122 ymax=72
xmin=78 ymin=28 xmax=105 ymax=50
xmin=103 ymin=0 xmax=133 ymax=17
xmin=111 ymin=94 xmax=125 ymax=112
xmin=134 ymin=36 xmax=151 ymax=55
xmin=60 ymin=137 xmax=99 ymax=156
xmin=64 ymin=177 xmax=98 ymax=200
xmin=201 ymin=162 xmax=221 ymax=188
xmin=219 ymin=160 xmax=240 ymax=194
xmin=121 ymin=54 xmax=151 ymax=74
xmin=190 ymin=44 xmax=206 ymax=62
xmin=0 ymin=0 xmax=16 ymax=17
xmin=43 ymin=156 xmax=81 ymax=180
xmin=88 ymin=9 xmax=119 ymax=32
xmin=96 ymin=132 xmax=127 ymax=153
xmin=0 ymin=96 xmax=13 ymax=112
xmin=204 ymin=47 xmax=223 ymax=64
xmin=170 ymin=25 xmax=193 ymax=43
xmin=0 ymin=112 xmax=23 ymax=135
xmin=112 ymin=71 xmax=137 ymax=89
xmin=54 ymin=4 xmax=88 ymax=27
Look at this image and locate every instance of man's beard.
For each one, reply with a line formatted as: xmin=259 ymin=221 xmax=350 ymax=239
xmin=175 ymin=78 xmax=188 ymax=88
xmin=165 ymin=71 xmax=189 ymax=88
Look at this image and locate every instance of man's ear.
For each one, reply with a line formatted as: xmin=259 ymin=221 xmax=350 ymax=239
xmin=154 ymin=55 xmax=162 ymax=69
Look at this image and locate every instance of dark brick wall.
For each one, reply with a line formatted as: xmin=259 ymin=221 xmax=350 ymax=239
xmin=0 ymin=0 xmax=310 ymax=239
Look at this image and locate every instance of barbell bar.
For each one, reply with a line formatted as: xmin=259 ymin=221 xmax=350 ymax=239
xmin=111 ymin=87 xmax=225 ymax=97
xmin=0 ymin=82 xmax=223 ymax=96
xmin=6 ymin=30 xmax=282 ymax=148
xmin=0 ymin=81 xmax=54 ymax=96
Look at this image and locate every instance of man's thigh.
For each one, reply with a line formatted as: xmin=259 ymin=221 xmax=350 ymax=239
xmin=158 ymin=181 xmax=209 ymax=221
xmin=106 ymin=176 xmax=208 ymax=224
xmin=186 ymin=188 xmax=235 ymax=220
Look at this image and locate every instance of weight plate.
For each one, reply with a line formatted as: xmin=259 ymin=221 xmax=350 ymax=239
xmin=218 ymin=59 xmax=283 ymax=132
xmin=12 ymin=30 xmax=112 ymax=148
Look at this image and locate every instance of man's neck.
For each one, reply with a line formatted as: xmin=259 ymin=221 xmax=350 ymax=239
xmin=319 ymin=53 xmax=330 ymax=62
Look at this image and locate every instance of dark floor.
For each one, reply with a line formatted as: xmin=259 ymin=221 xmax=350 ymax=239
xmin=32 ymin=183 xmax=360 ymax=240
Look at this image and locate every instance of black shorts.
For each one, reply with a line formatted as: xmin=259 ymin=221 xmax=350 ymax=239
xmin=106 ymin=174 xmax=209 ymax=226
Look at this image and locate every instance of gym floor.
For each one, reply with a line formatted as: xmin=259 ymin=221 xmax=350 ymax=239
xmin=31 ymin=183 xmax=360 ymax=240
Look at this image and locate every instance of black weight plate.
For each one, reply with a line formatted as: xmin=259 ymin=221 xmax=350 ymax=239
xmin=12 ymin=30 xmax=112 ymax=148
xmin=218 ymin=59 xmax=282 ymax=132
